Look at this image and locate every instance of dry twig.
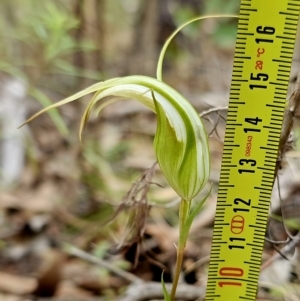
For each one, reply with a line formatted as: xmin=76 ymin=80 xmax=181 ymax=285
xmin=275 ymin=70 xmax=300 ymax=175
xmin=261 ymin=232 xmax=300 ymax=271
xmin=199 ymin=106 xmax=228 ymax=117
xmin=63 ymin=244 xmax=142 ymax=284
xmin=118 ymin=281 xmax=205 ymax=301
xmin=266 ymin=72 xmax=300 ymax=252
xmin=64 ymin=244 xmax=206 ymax=301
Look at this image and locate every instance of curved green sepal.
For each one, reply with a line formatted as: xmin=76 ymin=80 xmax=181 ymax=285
xmin=20 ymin=75 xmax=210 ymax=201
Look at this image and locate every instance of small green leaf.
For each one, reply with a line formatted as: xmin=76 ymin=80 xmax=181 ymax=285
xmin=161 ymin=272 xmax=171 ymax=301
xmin=181 ymin=187 xmax=212 ymax=243
xmin=271 ymin=214 xmax=300 ymax=230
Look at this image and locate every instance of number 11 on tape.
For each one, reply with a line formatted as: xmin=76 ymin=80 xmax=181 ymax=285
xmin=205 ymin=1 xmax=300 ymax=300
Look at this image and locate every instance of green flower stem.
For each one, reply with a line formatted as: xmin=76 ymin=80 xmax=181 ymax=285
xmin=170 ymin=199 xmax=190 ymax=301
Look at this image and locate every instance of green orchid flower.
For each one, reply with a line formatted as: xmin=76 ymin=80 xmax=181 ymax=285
xmin=20 ymin=13 xmax=238 ymax=301
xmin=21 ymin=75 xmax=210 ymax=202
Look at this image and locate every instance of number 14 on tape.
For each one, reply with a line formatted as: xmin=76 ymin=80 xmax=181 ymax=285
xmin=205 ymin=1 xmax=300 ymax=300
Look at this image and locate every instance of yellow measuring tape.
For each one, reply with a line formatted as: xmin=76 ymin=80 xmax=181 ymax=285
xmin=205 ymin=0 xmax=300 ymax=300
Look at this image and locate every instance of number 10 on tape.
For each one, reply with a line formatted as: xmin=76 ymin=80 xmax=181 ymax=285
xmin=205 ymin=1 xmax=300 ymax=300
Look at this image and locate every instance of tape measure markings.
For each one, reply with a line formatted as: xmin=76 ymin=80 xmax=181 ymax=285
xmin=205 ymin=0 xmax=300 ymax=300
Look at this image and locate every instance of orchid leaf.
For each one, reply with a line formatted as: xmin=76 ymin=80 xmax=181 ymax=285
xmin=181 ymin=187 xmax=212 ymax=243
xmin=161 ymin=272 xmax=171 ymax=301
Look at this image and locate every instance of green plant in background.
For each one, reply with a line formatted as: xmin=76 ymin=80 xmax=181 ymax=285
xmin=0 ymin=0 xmax=96 ymax=78
xmin=204 ymin=0 xmax=239 ymax=48
xmin=0 ymin=0 xmax=97 ymax=135
xmin=21 ymin=14 xmax=237 ymax=301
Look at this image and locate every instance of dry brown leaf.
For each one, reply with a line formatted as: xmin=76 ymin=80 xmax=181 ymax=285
xmin=0 ymin=272 xmax=37 ymax=295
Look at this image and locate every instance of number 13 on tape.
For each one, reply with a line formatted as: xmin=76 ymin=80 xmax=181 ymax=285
xmin=205 ymin=1 xmax=300 ymax=300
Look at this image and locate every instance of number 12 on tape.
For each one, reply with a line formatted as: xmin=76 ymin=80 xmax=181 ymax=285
xmin=205 ymin=1 xmax=300 ymax=300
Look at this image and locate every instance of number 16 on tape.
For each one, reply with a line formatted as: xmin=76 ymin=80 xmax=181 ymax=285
xmin=205 ymin=1 xmax=300 ymax=300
